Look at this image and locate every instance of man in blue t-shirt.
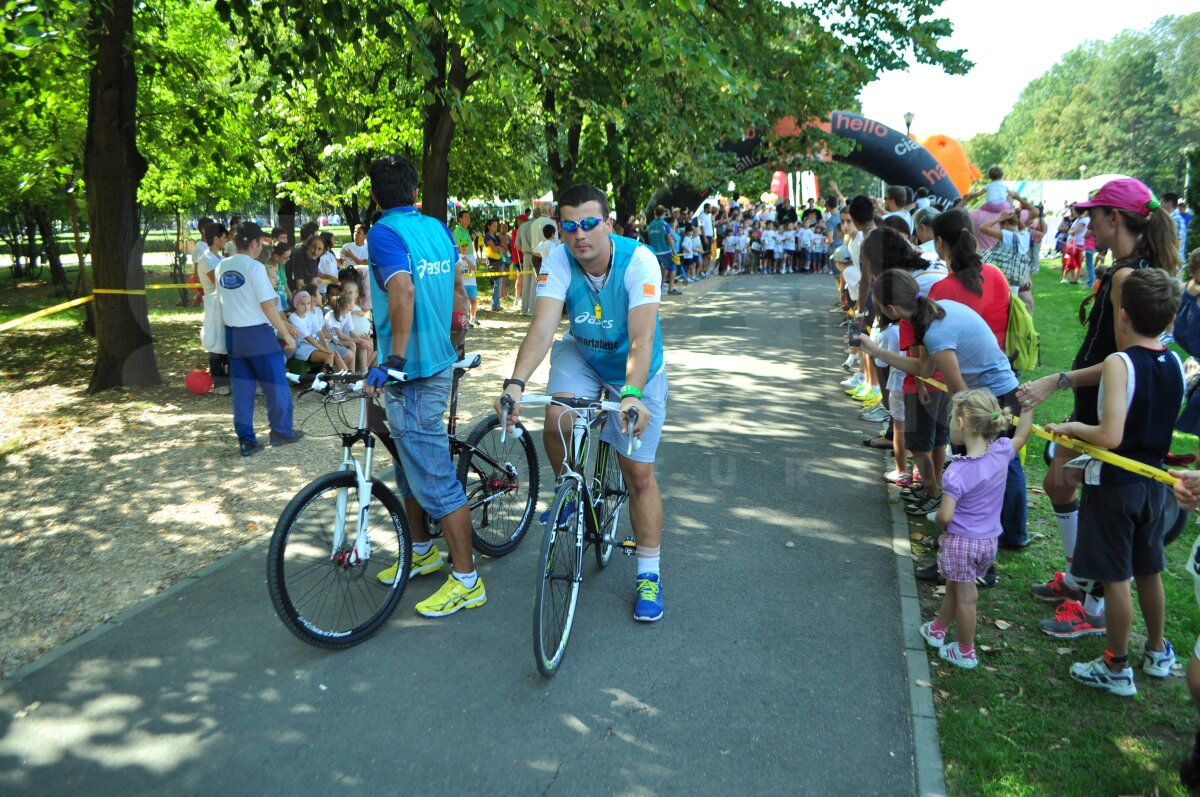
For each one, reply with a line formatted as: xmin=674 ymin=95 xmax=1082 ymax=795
xmin=645 ymin=205 xmax=680 ymax=297
xmin=361 ymin=155 xmax=478 ymax=619
xmin=496 ymin=183 xmax=670 ymax=623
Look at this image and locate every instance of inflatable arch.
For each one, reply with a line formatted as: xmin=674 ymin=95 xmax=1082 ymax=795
xmin=723 ymin=111 xmax=968 ymax=208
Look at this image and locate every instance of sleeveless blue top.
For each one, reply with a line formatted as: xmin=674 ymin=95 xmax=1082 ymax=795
xmin=367 ymin=207 xmax=457 ymax=379
xmin=562 ymin=234 xmax=664 ymax=385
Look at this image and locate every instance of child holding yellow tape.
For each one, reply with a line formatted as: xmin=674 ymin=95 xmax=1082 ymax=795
xmin=1043 ymin=268 xmax=1184 ymax=696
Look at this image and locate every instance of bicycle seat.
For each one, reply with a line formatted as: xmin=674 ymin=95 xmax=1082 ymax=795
xmin=454 ymin=352 xmax=482 ymax=371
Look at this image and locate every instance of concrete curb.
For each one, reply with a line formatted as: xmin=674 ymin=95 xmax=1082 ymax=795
xmin=888 ymin=488 xmax=947 ymax=797
xmin=0 ymin=534 xmax=268 ymax=693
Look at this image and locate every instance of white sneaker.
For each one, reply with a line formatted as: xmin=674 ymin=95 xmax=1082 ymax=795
xmin=841 ymin=373 xmax=864 ymax=389
xmin=1070 ymin=656 xmax=1136 ymax=696
xmin=919 ymin=621 xmax=946 ymax=648
xmin=939 ymin=642 xmax=979 ymax=670
xmin=860 ymin=406 xmax=890 ymax=422
xmin=1143 ymin=640 xmax=1176 ymax=678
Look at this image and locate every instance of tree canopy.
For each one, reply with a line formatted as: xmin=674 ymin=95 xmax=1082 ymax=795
xmin=3 ymin=0 xmax=969 ymax=390
xmin=964 ymin=13 xmax=1200 ymax=193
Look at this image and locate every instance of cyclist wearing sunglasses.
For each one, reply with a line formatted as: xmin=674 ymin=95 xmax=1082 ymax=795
xmin=497 ymin=183 xmax=669 ymax=623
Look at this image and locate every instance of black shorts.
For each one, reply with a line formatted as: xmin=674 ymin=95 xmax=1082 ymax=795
xmin=1073 ymin=480 xmax=1171 ymax=582
xmin=904 ymin=389 xmax=950 ymax=452
xmin=1072 ymin=384 xmax=1100 ymax=426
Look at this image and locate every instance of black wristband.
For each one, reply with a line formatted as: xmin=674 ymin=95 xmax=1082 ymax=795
xmin=503 ymin=378 xmax=525 ymax=391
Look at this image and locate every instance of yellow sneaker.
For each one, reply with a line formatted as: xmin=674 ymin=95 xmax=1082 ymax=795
xmin=415 ymin=574 xmax=487 ymax=617
xmin=861 ymin=393 xmax=882 ymax=409
xmin=376 ymin=546 xmax=444 ymax=585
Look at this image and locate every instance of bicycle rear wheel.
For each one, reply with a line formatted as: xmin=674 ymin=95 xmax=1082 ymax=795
xmin=533 ymin=481 xmax=583 ymax=677
xmin=459 ymin=412 xmax=539 ymax=557
xmin=267 ymin=471 xmax=412 ymax=649
xmin=594 ymin=442 xmax=628 ymax=569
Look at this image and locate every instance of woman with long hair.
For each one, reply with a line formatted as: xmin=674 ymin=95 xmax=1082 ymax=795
xmin=859 ymin=269 xmax=1024 ymax=571
xmin=1018 ymin=178 xmax=1182 ymax=638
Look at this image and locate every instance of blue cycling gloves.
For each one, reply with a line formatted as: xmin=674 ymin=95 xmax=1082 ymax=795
xmin=365 ymin=354 xmax=407 ymax=389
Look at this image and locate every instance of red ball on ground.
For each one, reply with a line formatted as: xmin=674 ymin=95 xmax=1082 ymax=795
xmin=186 ymin=370 xmax=213 ymax=394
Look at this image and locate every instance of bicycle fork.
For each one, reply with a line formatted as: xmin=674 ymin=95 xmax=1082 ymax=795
xmin=332 ymin=400 xmax=376 ymax=566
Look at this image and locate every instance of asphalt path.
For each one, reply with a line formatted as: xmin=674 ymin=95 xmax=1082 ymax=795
xmin=0 ymin=275 xmax=915 ymax=796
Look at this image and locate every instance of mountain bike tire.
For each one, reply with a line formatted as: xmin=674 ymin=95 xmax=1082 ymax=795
xmin=267 ymin=471 xmax=412 ymax=649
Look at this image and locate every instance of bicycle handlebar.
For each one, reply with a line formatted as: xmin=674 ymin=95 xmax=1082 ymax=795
xmin=501 ymin=393 xmax=642 ymax=456
xmin=286 ymin=369 xmax=408 ymax=394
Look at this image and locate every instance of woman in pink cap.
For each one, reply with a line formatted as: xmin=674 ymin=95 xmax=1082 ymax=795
xmin=1017 ymin=177 xmax=1182 ymax=638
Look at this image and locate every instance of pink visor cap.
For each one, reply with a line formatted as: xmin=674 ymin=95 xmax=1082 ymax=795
xmin=1075 ymin=178 xmax=1160 ymax=217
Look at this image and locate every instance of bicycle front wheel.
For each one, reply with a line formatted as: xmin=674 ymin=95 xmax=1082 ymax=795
xmin=267 ymin=471 xmax=412 ymax=649
xmin=533 ymin=481 xmax=583 ymax=677
xmin=459 ymin=412 xmax=540 ymax=557
xmin=594 ymin=442 xmax=628 ymax=569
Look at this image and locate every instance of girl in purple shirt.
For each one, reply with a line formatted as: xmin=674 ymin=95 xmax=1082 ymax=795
xmin=919 ymin=389 xmax=1034 ymax=669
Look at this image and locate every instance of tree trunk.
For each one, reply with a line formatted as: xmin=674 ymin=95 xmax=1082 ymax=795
xmin=340 ymin=197 xmax=361 ymax=229
xmin=22 ymin=215 xmax=39 ymax=278
xmin=65 ymin=184 xmax=95 ymax=332
xmin=34 ymin=208 xmax=69 ymax=294
xmin=173 ymin=208 xmax=189 ymax=307
xmin=544 ymin=86 xmax=582 ymax=197
xmin=1 ymin=212 xmax=23 ymax=282
xmin=420 ymin=30 xmax=467 ymax=223
xmin=278 ymin=196 xmax=297 ymax=246
xmin=84 ymin=0 xmax=158 ymax=393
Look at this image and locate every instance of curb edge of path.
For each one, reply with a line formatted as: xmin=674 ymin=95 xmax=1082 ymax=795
xmin=0 ymin=534 xmax=267 ymax=694
xmin=889 ymin=490 xmax=948 ymax=797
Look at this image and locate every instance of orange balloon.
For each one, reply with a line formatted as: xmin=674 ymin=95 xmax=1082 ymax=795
xmin=920 ymin=135 xmax=981 ymax=196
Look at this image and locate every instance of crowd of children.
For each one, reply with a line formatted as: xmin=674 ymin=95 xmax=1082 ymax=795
xmin=193 ymin=217 xmax=376 ymax=386
xmin=827 ymin=171 xmax=1200 ymax=786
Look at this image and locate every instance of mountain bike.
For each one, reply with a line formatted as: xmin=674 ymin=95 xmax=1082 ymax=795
xmin=268 ymin=370 xmax=412 ymax=649
xmin=501 ymin=394 xmax=639 ymax=677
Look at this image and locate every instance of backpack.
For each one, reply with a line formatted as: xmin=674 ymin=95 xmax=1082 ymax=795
xmin=1006 ymin=294 xmax=1039 ymax=372
xmin=1174 ymin=288 xmax=1200 ymax=358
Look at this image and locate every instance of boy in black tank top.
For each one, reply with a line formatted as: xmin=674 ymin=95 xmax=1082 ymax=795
xmin=1071 ymin=259 xmax=1152 ymax=426
xmin=1044 ymin=269 xmax=1183 ymax=697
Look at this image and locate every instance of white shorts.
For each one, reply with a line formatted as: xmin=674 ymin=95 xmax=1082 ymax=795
xmin=545 ymin=337 xmax=667 ymax=464
xmin=295 ymin=342 xmax=350 ymax=361
xmin=889 ymin=390 xmax=906 ymax=423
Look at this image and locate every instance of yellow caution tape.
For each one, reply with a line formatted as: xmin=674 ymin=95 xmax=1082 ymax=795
xmin=0 ymin=295 xmax=94 ymax=332
xmin=916 ymin=374 xmax=1178 ymax=486
xmin=93 ymin=288 xmax=146 ymax=295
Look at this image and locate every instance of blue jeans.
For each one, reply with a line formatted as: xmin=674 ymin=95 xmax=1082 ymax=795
xmin=1084 ymin=249 xmax=1096 ymax=286
xmin=382 ymin=367 xmax=467 ymax=519
xmin=999 ymin=454 xmax=1027 ymax=547
xmin=489 ymin=261 xmax=505 ymax=310
xmin=225 ymin=324 xmax=293 ymax=444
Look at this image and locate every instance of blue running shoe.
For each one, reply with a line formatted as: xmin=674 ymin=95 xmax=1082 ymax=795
xmin=539 ymin=500 xmax=575 ymax=527
xmin=633 ymin=573 xmax=663 ymax=622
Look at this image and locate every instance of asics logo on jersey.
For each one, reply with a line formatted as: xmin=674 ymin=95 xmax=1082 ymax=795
xmin=415 ymin=258 xmax=453 ymax=279
xmin=574 ymin=312 xmax=614 ymax=329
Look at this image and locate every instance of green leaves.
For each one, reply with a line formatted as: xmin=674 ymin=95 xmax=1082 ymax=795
xmin=980 ymin=14 xmax=1200 ymax=192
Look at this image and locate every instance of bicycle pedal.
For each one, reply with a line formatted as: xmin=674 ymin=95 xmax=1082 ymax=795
xmin=620 ymin=539 xmax=637 ymax=556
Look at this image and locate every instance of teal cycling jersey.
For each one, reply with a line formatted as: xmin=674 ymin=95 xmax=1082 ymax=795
xmin=367 ymin=206 xmax=457 ymax=378
xmin=562 ymin=234 xmax=664 ymax=385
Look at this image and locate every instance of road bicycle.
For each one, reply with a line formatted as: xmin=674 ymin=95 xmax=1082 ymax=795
xmin=268 ymin=356 xmax=538 ymax=649
xmin=501 ymin=393 xmax=639 ymax=677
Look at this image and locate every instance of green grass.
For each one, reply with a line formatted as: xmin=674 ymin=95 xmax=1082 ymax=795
xmin=921 ymin=262 xmax=1200 ymax=796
